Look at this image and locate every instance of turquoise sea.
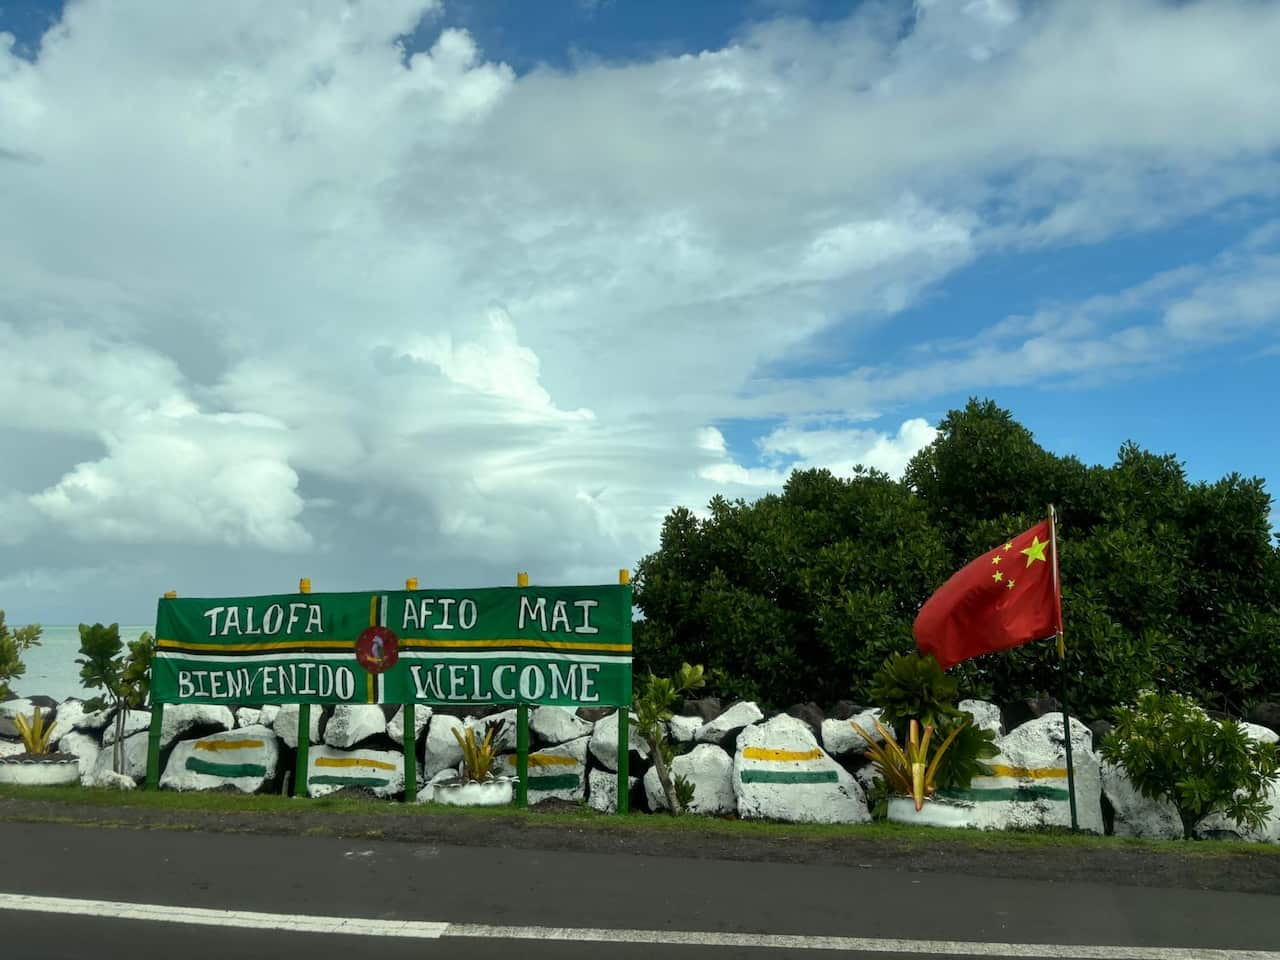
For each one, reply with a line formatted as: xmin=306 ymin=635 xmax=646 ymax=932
xmin=11 ymin=625 xmax=154 ymax=702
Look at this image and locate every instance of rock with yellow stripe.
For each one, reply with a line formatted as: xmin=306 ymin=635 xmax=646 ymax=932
xmin=492 ymin=734 xmax=589 ymax=804
xmin=307 ymin=745 xmax=405 ymax=799
xmin=734 ymin=715 xmax=870 ymax=824
xmin=928 ymin=714 xmax=1103 ymax=834
xmin=160 ymin=724 xmax=280 ymax=794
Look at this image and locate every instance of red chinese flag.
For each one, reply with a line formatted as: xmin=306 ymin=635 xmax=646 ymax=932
xmin=914 ymin=519 xmax=1061 ymax=670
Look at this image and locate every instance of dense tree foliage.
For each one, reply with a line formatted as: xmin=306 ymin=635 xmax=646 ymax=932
xmin=0 ymin=609 xmax=41 ymax=700
xmin=633 ymin=399 xmax=1280 ymax=719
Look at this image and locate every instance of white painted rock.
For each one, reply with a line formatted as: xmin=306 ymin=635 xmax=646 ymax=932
xmin=854 ymin=762 xmax=882 ymax=795
xmin=734 ymin=715 xmax=870 ymax=824
xmin=588 ymin=767 xmax=637 ymax=814
xmin=90 ymin=732 xmax=151 ymax=782
xmin=88 ymin=769 xmax=136 ymax=790
xmin=57 ymin=731 xmax=101 ymax=782
xmin=531 ymin=706 xmax=592 ymax=746
xmin=589 ymin=710 xmax=648 ymax=771
xmin=161 ymin=725 xmax=280 ymax=794
xmin=1100 ymin=759 xmax=1181 ymax=840
xmin=74 ymin=707 xmax=115 ymax=733
xmin=1242 ymin=722 xmax=1280 ymax=746
xmin=235 ymin=707 xmax=262 ymax=728
xmin=101 ymin=710 xmax=153 ymax=746
xmin=821 ymin=709 xmax=887 ymax=756
xmin=645 ymin=743 xmax=735 ymax=815
xmin=160 ymin=704 xmax=235 ymax=748
xmin=959 ymin=699 xmax=1004 ymax=736
xmin=463 ymin=710 xmax=519 ymax=752
xmin=493 ymin=735 xmax=590 ymax=803
xmin=667 ymin=714 xmax=701 ymax=744
xmin=307 ymin=745 xmax=404 ymax=799
xmin=0 ymin=699 xmax=34 ymax=737
xmin=47 ymin=699 xmax=88 ymax=744
xmin=696 ymin=701 xmax=764 ymax=746
xmin=424 ymin=715 xmax=465 ymax=777
xmin=387 ymin=704 xmax=432 ymax=746
xmin=273 ymin=704 xmax=322 ymax=748
xmin=946 ymin=714 xmax=1103 ymax=834
xmin=258 ymin=705 xmax=280 ymax=728
xmin=0 ymin=739 xmax=25 ymax=759
xmin=323 ymin=705 xmax=387 ymax=749
xmin=1198 ymin=777 xmax=1280 ymax=843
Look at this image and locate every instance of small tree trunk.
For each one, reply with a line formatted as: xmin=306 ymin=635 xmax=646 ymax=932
xmin=113 ymin=704 xmax=125 ymax=776
xmin=1179 ymin=809 xmax=1198 ymax=841
xmin=646 ymin=734 xmax=683 ymax=815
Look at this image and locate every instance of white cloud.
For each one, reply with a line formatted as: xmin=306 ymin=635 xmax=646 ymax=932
xmin=0 ymin=0 xmax=1277 ymax=617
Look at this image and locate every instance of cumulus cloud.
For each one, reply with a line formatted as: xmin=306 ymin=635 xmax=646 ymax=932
xmin=0 ymin=0 xmax=1277 ymax=617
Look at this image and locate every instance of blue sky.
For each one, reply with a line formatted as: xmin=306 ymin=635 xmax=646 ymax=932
xmin=0 ymin=0 xmax=1277 ymax=623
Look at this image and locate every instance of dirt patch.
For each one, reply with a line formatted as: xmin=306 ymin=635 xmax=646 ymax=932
xmin=1 ymin=794 xmax=1277 ymax=895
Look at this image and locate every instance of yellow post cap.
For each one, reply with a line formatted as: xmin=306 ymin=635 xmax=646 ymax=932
xmin=299 ymin=577 xmax=312 ymax=594
xmin=406 ymin=577 xmax=419 ymax=590
xmin=517 ymin=572 xmax=529 ymax=587
xmin=619 ymin=568 xmax=631 ymax=585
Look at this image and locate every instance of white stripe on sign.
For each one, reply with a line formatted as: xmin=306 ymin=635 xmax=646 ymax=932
xmin=1 ymin=893 xmax=1277 ymax=959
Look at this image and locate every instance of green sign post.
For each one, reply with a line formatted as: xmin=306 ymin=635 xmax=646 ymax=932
xmin=148 ymin=575 xmax=633 ymax=812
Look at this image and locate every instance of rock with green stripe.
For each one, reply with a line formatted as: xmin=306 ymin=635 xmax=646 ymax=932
xmin=937 ymin=714 xmax=1104 ymax=834
xmin=733 ymin=715 xmax=871 ymax=824
xmin=644 ymin=743 xmax=735 ymax=815
xmin=493 ymin=734 xmax=589 ymax=803
xmin=307 ymin=745 xmax=405 ymax=799
xmin=160 ymin=724 xmax=281 ymax=793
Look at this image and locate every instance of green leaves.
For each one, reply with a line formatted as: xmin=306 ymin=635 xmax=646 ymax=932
xmin=1100 ymin=690 xmax=1280 ymax=839
xmin=869 ymin=652 xmax=960 ymax=737
xmin=77 ymin=622 xmax=125 ymax=709
xmin=0 ymin=610 xmax=42 ymax=700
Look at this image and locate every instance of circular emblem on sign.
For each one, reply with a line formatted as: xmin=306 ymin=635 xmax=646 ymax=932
xmin=356 ymin=625 xmax=399 ymax=674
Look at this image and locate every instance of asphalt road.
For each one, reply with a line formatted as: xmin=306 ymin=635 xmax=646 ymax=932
xmin=1 ymin=821 xmax=1277 ymax=959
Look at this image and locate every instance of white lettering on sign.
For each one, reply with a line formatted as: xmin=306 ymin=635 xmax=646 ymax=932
xmin=573 ymin=600 xmax=598 ymax=634
xmin=518 ymin=595 xmax=547 ymax=631
xmin=178 ymin=672 xmax=195 ymax=699
xmin=493 ymin=664 xmax=516 ymax=700
xmin=459 ymin=599 xmax=477 ymax=630
xmin=199 ymin=603 xmax=325 ymax=637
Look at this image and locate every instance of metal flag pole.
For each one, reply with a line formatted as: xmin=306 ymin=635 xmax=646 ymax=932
xmin=1049 ymin=504 xmax=1079 ymax=832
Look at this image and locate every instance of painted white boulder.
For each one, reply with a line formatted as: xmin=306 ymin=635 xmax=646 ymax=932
xmin=323 ymin=705 xmax=387 ymax=749
xmin=0 ymin=756 xmax=80 ymax=786
xmin=821 ymin=709 xmax=887 ymax=757
xmin=645 ymin=743 xmax=735 ymax=815
xmin=0 ymin=699 xmax=34 ymax=738
xmin=1197 ymin=777 xmax=1280 ymax=843
xmin=90 ymin=732 xmax=151 ymax=782
xmin=734 ymin=715 xmax=870 ymax=824
xmin=463 ymin=710 xmax=518 ymax=752
xmin=667 ymin=714 xmax=701 ymax=744
xmin=235 ymin=707 xmax=262 ymax=728
xmin=1100 ymin=759 xmax=1181 ymax=840
xmin=387 ymin=704 xmax=432 ymax=746
xmin=160 ymin=704 xmax=235 ymax=748
xmin=47 ymin=699 xmax=88 ymax=744
xmin=531 ymin=706 xmax=592 ymax=746
xmin=257 ymin=705 xmax=281 ymax=728
xmin=273 ymin=704 xmax=322 ymax=748
xmin=0 ymin=739 xmax=25 ymax=759
xmin=492 ymin=735 xmax=589 ymax=804
xmin=161 ymin=724 xmax=280 ymax=794
xmin=56 ymin=731 xmax=101 ymax=782
xmin=696 ymin=701 xmax=764 ymax=746
xmin=424 ymin=715 xmax=465 ymax=777
xmin=89 ymin=769 xmax=136 ymax=790
xmin=74 ymin=707 xmax=115 ymax=733
xmin=101 ymin=710 xmax=153 ymax=746
xmin=959 ymin=699 xmax=1004 ymax=736
xmin=589 ymin=710 xmax=648 ymax=771
xmin=588 ymin=767 xmax=637 ymax=814
xmin=854 ymin=762 xmax=882 ymax=796
xmin=307 ymin=745 xmax=404 ymax=798
xmin=941 ymin=714 xmax=1103 ymax=834
xmin=1242 ymin=722 xmax=1280 ymax=746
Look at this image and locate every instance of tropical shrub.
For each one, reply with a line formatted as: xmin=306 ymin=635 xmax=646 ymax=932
xmin=0 ymin=609 xmax=41 ymax=699
xmin=451 ymin=718 xmax=506 ymax=783
xmin=15 ymin=706 xmax=54 ymax=755
xmin=633 ymin=662 xmax=706 ymax=814
xmin=1100 ymin=690 xmax=1280 ymax=840
xmin=76 ymin=622 xmax=154 ymax=774
xmin=852 ymin=715 xmax=969 ymax=810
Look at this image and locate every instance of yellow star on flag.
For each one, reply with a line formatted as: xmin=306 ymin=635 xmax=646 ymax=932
xmin=1006 ymin=579 xmax=1016 ymax=590
xmin=991 ymin=555 xmax=1003 ymax=566
xmin=1021 ymin=535 xmax=1049 ymax=568
xmin=992 ymin=571 xmax=1003 ymax=583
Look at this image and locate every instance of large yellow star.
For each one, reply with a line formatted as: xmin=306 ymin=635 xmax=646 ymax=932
xmin=1021 ymin=535 xmax=1049 ymax=568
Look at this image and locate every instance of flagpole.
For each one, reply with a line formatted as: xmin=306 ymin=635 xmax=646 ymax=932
xmin=1049 ymin=503 xmax=1079 ymax=833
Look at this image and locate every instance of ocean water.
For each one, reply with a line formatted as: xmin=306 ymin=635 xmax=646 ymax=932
xmin=10 ymin=625 xmax=154 ymax=702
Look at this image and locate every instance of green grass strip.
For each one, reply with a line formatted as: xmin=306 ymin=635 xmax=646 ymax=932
xmin=528 ymin=774 xmax=580 ymax=791
xmin=184 ymin=758 xmax=267 ymax=779
xmin=740 ymin=769 xmax=839 ymax=785
xmin=308 ymin=776 xmax=389 ymax=787
xmin=938 ymin=786 xmax=1071 ymax=802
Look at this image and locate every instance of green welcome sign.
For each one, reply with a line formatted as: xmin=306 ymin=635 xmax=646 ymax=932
xmin=153 ymin=584 xmax=633 ymax=708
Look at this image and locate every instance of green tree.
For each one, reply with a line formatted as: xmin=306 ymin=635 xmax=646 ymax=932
xmin=77 ymin=623 xmax=154 ymax=774
xmin=0 ymin=610 xmax=42 ymax=699
xmin=633 ymin=662 xmax=706 ymax=815
xmin=1101 ymin=691 xmax=1279 ymax=840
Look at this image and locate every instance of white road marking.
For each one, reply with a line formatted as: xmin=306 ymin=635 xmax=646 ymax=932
xmin=1 ymin=892 xmax=1277 ymax=959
